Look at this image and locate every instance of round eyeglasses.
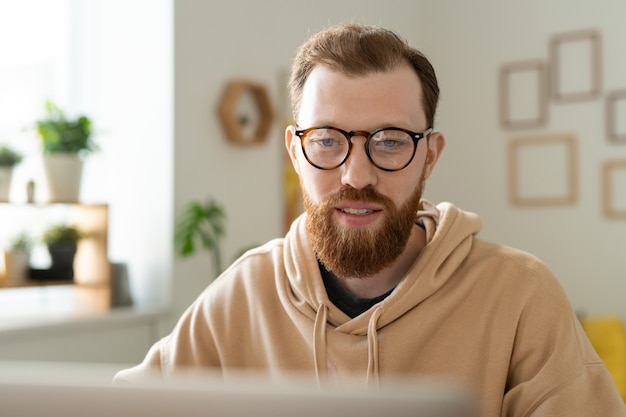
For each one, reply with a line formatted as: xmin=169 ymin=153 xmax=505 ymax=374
xmin=295 ymin=126 xmax=433 ymax=172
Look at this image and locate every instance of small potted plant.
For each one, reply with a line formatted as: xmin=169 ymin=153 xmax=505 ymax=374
xmin=3 ymin=232 xmax=32 ymax=282
xmin=175 ymin=198 xmax=226 ymax=278
xmin=35 ymin=100 xmax=97 ymax=202
xmin=41 ymin=224 xmax=87 ymax=277
xmin=0 ymin=144 xmax=23 ymax=202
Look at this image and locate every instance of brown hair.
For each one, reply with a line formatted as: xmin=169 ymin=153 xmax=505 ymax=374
xmin=289 ymin=23 xmax=440 ymax=128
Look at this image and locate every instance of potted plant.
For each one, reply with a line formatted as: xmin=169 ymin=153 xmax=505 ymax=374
xmin=3 ymin=232 xmax=32 ymax=282
xmin=175 ymin=199 xmax=226 ymax=278
xmin=0 ymin=144 xmax=23 ymax=202
xmin=35 ymin=100 xmax=97 ymax=202
xmin=41 ymin=223 xmax=86 ymax=278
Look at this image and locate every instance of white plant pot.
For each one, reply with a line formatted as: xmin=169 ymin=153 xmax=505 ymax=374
xmin=43 ymin=154 xmax=84 ymax=203
xmin=0 ymin=167 xmax=13 ymax=202
xmin=3 ymin=250 xmax=30 ymax=282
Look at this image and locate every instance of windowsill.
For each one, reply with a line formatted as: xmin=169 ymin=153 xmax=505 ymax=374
xmin=0 ymin=283 xmax=169 ymax=340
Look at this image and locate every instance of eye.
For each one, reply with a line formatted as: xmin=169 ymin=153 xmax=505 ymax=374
xmin=381 ymin=139 xmax=401 ymax=149
xmin=315 ymin=138 xmax=340 ymax=148
xmin=371 ymin=131 xmax=412 ymax=152
xmin=307 ymin=129 xmax=344 ymax=149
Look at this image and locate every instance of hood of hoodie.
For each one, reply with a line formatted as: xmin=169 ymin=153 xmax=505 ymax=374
xmin=282 ymin=200 xmax=482 ymax=336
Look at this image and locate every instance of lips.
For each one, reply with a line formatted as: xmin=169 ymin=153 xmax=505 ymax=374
xmin=336 ymin=200 xmax=383 ymax=212
xmin=340 ymin=207 xmax=373 ymax=215
xmin=325 ymin=188 xmax=389 ymax=226
xmin=334 ymin=203 xmax=383 ymax=227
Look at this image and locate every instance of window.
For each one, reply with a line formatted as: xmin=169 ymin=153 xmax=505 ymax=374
xmin=0 ymin=0 xmax=74 ymax=200
xmin=0 ymin=0 xmax=173 ymax=312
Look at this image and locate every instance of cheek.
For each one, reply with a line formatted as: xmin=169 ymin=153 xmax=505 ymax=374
xmin=298 ymin=166 xmax=338 ymax=205
xmin=387 ymin=170 xmax=424 ymax=207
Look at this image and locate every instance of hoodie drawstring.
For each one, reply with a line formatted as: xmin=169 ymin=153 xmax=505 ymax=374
xmin=313 ymin=303 xmax=383 ymax=388
xmin=366 ymin=306 xmax=383 ymax=387
xmin=313 ymin=302 xmax=328 ymax=387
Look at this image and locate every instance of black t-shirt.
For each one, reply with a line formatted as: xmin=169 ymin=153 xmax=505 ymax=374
xmin=319 ymin=261 xmax=394 ymax=318
xmin=317 ymin=222 xmax=423 ymax=318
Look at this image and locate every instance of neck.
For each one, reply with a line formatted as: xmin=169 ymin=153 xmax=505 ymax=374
xmin=337 ymin=224 xmax=427 ymax=299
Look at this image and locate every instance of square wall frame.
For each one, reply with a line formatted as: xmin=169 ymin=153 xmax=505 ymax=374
xmin=606 ymin=90 xmax=626 ymax=143
xmin=499 ymin=60 xmax=548 ymax=129
xmin=549 ymin=29 xmax=602 ymax=103
xmin=508 ymin=133 xmax=579 ymax=207
xmin=602 ymin=159 xmax=626 ymax=219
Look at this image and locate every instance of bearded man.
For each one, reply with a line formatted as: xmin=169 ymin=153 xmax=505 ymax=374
xmin=115 ymin=23 xmax=625 ymax=417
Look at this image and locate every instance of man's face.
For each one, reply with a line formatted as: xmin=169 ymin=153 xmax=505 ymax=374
xmin=285 ymin=65 xmax=443 ymax=278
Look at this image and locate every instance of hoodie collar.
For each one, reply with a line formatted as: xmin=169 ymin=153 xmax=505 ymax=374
xmin=283 ymin=199 xmax=482 ymax=333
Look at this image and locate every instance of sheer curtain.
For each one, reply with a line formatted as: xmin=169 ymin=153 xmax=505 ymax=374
xmin=0 ymin=0 xmax=74 ymax=203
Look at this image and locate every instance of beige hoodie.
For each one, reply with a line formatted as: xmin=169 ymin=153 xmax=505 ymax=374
xmin=115 ymin=201 xmax=625 ymax=416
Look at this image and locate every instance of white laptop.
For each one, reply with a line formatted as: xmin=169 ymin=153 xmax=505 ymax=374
xmin=0 ymin=361 xmax=478 ymax=417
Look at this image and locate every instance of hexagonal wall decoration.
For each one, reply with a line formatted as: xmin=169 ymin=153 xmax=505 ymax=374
xmin=218 ymin=80 xmax=274 ymax=145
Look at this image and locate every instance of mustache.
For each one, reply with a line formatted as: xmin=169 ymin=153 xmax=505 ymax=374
xmin=323 ymin=186 xmax=392 ymax=207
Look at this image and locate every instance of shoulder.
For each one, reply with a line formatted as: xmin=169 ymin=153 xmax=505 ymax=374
xmin=174 ymin=238 xmax=287 ymax=333
xmin=465 ymin=239 xmax=573 ymax=310
xmin=469 ymin=239 xmax=558 ymax=282
xmin=206 ymin=237 xmax=286 ymax=296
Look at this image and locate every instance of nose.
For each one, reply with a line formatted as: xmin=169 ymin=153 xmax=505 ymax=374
xmin=340 ymin=137 xmax=378 ymax=190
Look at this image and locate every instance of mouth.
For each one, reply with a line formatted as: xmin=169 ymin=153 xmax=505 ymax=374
xmin=334 ymin=202 xmax=383 ymax=226
xmin=339 ymin=207 xmax=375 ymax=215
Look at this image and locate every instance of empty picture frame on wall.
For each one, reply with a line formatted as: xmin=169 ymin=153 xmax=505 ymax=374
xmin=602 ymin=159 xmax=626 ymax=219
xmin=549 ymin=29 xmax=602 ymax=103
xmin=606 ymin=90 xmax=626 ymax=143
xmin=499 ymin=60 xmax=548 ymax=129
xmin=508 ymin=133 xmax=578 ymax=207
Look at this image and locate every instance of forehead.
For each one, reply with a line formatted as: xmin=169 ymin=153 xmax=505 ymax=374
xmin=297 ymin=65 xmax=425 ymax=130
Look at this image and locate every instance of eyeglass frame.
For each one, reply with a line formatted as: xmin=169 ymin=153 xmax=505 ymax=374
xmin=294 ymin=125 xmax=433 ymax=172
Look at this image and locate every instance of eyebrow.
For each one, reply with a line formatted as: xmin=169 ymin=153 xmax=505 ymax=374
xmin=299 ymin=121 xmax=418 ymax=131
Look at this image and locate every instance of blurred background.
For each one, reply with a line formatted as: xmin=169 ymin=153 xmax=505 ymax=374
xmin=0 ymin=0 xmax=624 ymax=367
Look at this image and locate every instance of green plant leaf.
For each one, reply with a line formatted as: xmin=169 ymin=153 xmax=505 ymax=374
xmin=0 ymin=144 xmax=23 ymax=166
xmin=35 ymin=100 xmax=96 ymax=155
xmin=174 ymin=198 xmax=226 ymax=277
xmin=42 ymin=224 xmax=86 ymax=245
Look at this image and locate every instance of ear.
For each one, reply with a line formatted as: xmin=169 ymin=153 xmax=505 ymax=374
xmin=422 ymin=131 xmax=446 ymax=180
xmin=285 ymin=125 xmax=302 ymax=175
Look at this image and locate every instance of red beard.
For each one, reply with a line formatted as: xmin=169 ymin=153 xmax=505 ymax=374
xmin=304 ymin=181 xmax=424 ymax=279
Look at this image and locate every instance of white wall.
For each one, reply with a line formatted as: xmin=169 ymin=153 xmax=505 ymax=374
xmin=172 ymin=0 xmax=626 ymax=326
xmin=90 ymin=0 xmax=173 ymax=307
xmin=420 ymin=0 xmax=626 ymax=317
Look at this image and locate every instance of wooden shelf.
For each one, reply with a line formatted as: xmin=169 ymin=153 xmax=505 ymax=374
xmin=0 ymin=203 xmax=111 ymax=307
